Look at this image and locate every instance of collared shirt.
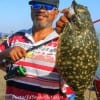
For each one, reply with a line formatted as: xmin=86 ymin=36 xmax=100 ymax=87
xmin=0 ymin=28 xmax=75 ymax=100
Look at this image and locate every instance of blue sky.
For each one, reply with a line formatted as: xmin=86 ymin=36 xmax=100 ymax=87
xmin=0 ymin=0 xmax=100 ymax=35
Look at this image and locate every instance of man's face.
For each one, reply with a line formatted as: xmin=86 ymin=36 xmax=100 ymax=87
xmin=30 ymin=2 xmax=59 ymax=29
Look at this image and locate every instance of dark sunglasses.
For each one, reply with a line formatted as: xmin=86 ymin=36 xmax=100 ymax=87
xmin=31 ymin=2 xmax=57 ymax=10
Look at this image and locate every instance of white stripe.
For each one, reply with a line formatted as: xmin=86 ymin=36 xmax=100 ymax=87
xmin=13 ymin=63 xmax=60 ymax=80
xmin=25 ymin=67 xmax=60 ymax=80
xmin=22 ymin=58 xmax=55 ymax=67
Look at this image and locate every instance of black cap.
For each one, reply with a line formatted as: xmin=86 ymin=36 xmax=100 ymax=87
xmin=29 ymin=0 xmax=59 ymax=8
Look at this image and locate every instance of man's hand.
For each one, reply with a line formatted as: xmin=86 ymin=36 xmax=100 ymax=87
xmin=8 ymin=46 xmax=26 ymax=62
xmin=55 ymin=8 xmax=72 ymax=34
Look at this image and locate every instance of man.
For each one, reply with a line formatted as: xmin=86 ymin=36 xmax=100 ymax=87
xmin=0 ymin=0 xmax=75 ymax=100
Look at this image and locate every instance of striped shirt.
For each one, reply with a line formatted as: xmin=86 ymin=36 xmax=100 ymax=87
xmin=0 ymin=28 xmax=75 ymax=100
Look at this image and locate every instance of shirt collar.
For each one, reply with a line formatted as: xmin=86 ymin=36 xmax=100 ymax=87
xmin=24 ymin=28 xmax=59 ymax=44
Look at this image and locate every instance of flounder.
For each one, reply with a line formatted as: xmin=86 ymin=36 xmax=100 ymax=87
xmin=56 ymin=0 xmax=99 ymax=99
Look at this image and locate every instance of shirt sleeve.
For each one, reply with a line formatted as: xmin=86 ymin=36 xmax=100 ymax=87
xmin=0 ymin=40 xmax=8 ymax=52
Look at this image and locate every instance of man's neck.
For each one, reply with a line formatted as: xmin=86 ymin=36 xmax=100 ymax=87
xmin=32 ymin=26 xmax=54 ymax=42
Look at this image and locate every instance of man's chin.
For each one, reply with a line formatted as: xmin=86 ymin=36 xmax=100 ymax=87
xmin=36 ymin=23 xmax=49 ymax=29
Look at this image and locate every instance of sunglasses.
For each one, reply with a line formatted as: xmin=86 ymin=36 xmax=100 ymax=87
xmin=31 ymin=2 xmax=57 ymax=10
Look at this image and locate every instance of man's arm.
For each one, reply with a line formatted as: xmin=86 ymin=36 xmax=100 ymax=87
xmin=0 ymin=49 xmax=10 ymax=70
xmin=55 ymin=8 xmax=72 ymax=34
xmin=0 ymin=46 xmax=26 ymax=67
xmin=0 ymin=49 xmax=10 ymax=61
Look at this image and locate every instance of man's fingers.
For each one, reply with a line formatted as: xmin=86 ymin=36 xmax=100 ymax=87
xmin=55 ymin=8 xmax=72 ymax=34
xmin=55 ymin=27 xmax=63 ymax=34
xmin=60 ymin=16 xmax=68 ymax=23
xmin=61 ymin=8 xmax=72 ymax=18
xmin=56 ymin=20 xmax=65 ymax=28
xmin=20 ymin=49 xmax=26 ymax=57
xmin=56 ymin=16 xmax=68 ymax=28
xmin=61 ymin=8 xmax=69 ymax=15
xmin=8 ymin=46 xmax=26 ymax=62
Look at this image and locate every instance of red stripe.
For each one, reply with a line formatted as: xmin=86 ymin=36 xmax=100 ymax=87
xmin=16 ymin=61 xmax=58 ymax=72
xmin=6 ymin=86 xmax=68 ymax=100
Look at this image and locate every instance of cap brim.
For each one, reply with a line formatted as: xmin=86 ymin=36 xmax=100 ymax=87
xmin=29 ymin=0 xmax=59 ymax=8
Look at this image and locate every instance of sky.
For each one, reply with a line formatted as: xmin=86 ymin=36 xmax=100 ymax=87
xmin=0 ymin=0 xmax=100 ymax=35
